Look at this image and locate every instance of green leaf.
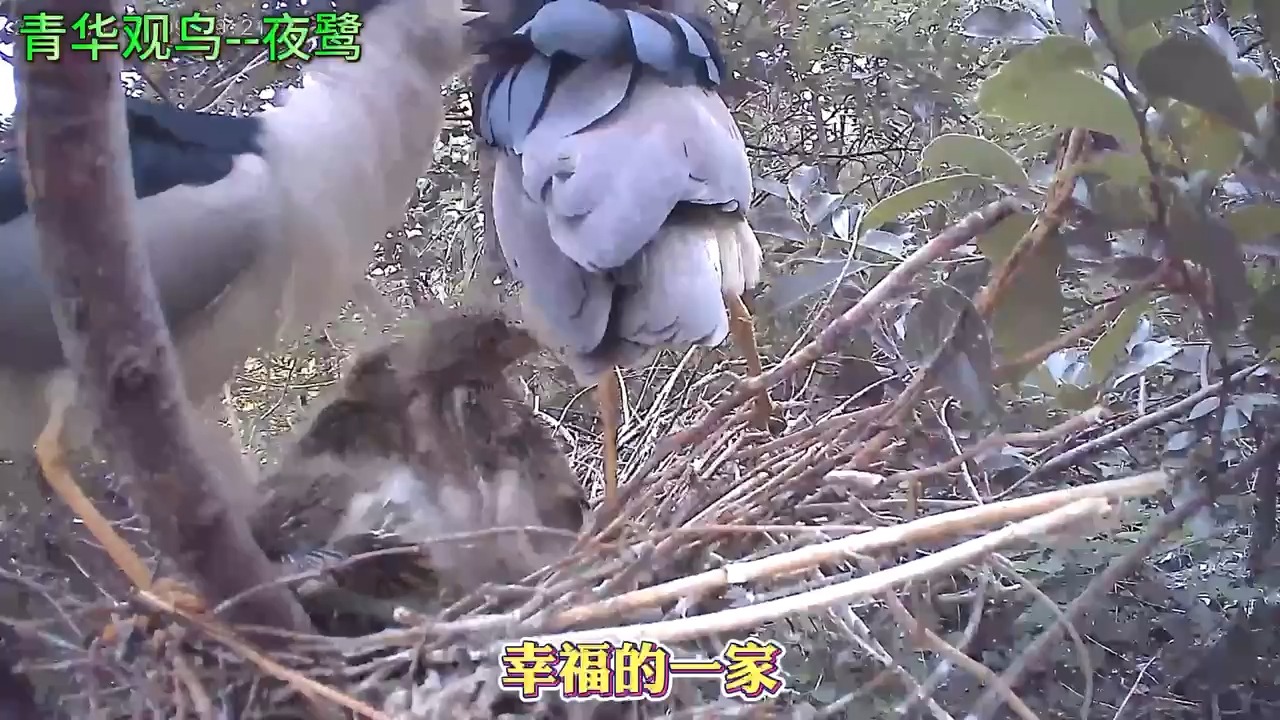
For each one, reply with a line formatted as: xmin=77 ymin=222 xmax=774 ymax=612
xmin=1225 ymin=204 xmax=1280 ymax=244
xmin=1166 ymin=191 xmax=1250 ymax=341
xmin=905 ymin=285 xmax=1000 ymax=420
xmin=920 ymin=134 xmax=1029 ymax=186
xmin=978 ymin=41 xmax=1141 ymax=145
xmin=1056 ymin=384 xmax=1102 ymax=410
xmin=856 ymin=174 xmax=986 ymax=239
xmin=976 ymin=212 xmax=1065 ymax=362
xmin=1077 ymin=152 xmax=1153 ymax=187
xmin=1239 ymin=75 xmax=1278 ymax=116
xmin=1092 ymin=0 xmax=1172 ymax=57
xmin=1173 ymin=103 xmax=1245 ymax=180
xmin=1136 ymin=34 xmax=1259 ymax=135
xmin=1088 ymin=177 xmax=1156 ymax=229
xmin=1088 ymin=300 xmax=1150 ymax=386
xmin=988 ymin=36 xmax=1098 ymax=80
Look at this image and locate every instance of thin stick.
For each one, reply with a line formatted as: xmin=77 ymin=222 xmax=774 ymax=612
xmin=533 ymin=499 xmax=1112 ymax=645
xmin=548 ymin=472 xmax=1166 ymax=630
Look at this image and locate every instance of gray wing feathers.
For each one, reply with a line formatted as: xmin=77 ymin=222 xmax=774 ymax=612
xmin=622 ymin=11 xmax=719 ymax=84
xmin=515 ymin=62 xmax=632 ymax=155
xmin=0 ymin=154 xmax=272 ymax=379
xmin=522 ymin=0 xmax=626 ymax=55
xmin=518 ymin=75 xmax=753 ymax=271
xmin=496 ymin=73 xmax=763 ymax=378
xmin=485 ymin=55 xmax=554 ymax=149
xmin=493 ymin=152 xmax=613 ymax=359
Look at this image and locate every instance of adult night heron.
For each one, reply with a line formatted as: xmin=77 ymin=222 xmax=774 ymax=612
xmin=248 ymin=305 xmax=586 ymax=629
xmin=0 ymin=0 xmax=473 ymax=505
xmin=470 ymin=0 xmax=774 ymax=502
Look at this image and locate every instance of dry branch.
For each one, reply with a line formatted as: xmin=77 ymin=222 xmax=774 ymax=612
xmin=15 ymin=0 xmax=311 ymax=633
xmin=551 ymin=471 xmax=1166 ymax=630
xmin=535 ymin=497 xmax=1118 ymax=645
xmin=969 ymin=434 xmax=1280 ymax=720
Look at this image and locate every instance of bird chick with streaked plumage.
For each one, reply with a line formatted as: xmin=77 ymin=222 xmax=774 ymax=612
xmin=248 ymin=306 xmax=587 ymax=625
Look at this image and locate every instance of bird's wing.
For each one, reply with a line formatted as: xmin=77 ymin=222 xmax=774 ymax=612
xmin=0 ymin=99 xmax=272 ymax=375
xmin=475 ymin=0 xmax=752 ymax=367
xmin=123 ymin=97 xmax=265 ymax=199
xmin=491 ymin=151 xmax=614 ymax=358
xmin=472 ymin=0 xmax=724 ymax=151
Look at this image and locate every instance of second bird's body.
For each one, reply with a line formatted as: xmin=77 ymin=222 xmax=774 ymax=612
xmin=470 ymin=0 xmax=773 ymax=499
xmin=473 ymin=0 xmax=763 ymax=378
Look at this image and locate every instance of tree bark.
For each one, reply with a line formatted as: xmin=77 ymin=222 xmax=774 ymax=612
xmin=16 ymin=0 xmax=313 ymax=633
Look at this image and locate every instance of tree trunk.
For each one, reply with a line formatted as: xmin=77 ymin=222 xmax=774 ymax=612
xmin=16 ymin=0 xmax=313 ymax=633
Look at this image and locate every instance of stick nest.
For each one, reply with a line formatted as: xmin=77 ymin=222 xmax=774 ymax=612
xmin=0 ymin=332 xmax=1168 ymax=719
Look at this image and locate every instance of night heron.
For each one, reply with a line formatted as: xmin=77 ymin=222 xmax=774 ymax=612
xmin=248 ymin=305 xmax=586 ymax=627
xmin=470 ymin=0 xmax=774 ymax=502
xmin=0 ymin=0 xmax=474 ymax=513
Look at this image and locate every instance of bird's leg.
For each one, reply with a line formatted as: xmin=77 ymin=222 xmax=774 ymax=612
xmin=725 ymin=293 xmax=774 ymax=430
xmin=35 ymin=394 xmax=205 ymax=646
xmin=35 ymin=397 xmax=154 ymax=592
xmin=595 ymin=368 xmax=622 ymax=504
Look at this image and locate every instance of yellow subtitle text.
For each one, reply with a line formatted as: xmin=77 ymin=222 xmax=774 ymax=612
xmin=498 ymin=637 xmax=786 ymax=702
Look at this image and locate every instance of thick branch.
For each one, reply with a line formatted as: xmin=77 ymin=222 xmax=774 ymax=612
xmin=15 ymin=0 xmax=311 ymax=632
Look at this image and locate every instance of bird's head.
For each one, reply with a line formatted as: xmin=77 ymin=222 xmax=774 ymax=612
xmin=340 ymin=306 xmax=536 ymax=405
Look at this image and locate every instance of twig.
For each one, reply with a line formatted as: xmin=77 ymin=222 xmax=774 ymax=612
xmin=889 ymin=406 xmax=1112 ymax=487
xmin=996 ymin=363 xmax=1262 ymax=498
xmin=966 ymin=433 xmax=1280 ymax=720
xmin=168 ymin=652 xmax=215 ymax=719
xmin=549 ymin=473 xmax=1165 ymax=631
xmin=975 ymin=128 xmax=1090 ymax=318
xmin=135 ymin=590 xmax=390 ymax=720
xmin=0 ymin=623 xmax=44 ymax=720
xmin=869 ymin=556 xmax=1038 ymax=720
xmin=533 ymin=498 xmax=1113 ymax=645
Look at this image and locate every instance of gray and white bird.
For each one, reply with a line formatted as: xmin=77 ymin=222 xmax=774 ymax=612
xmin=0 ymin=0 xmax=474 ymax=504
xmin=469 ymin=0 xmax=775 ymax=502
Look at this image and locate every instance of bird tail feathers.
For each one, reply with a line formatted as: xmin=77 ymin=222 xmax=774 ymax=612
xmin=613 ymin=214 xmax=759 ymax=351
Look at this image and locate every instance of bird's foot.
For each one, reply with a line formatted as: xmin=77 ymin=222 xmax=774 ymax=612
xmin=89 ymin=577 xmax=206 ymax=654
xmin=724 ymin=293 xmax=777 ymax=433
xmin=747 ymin=390 xmax=778 ymax=432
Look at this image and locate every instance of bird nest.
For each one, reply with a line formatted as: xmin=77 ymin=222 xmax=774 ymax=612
xmin=0 ymin=337 xmax=1169 ymax=719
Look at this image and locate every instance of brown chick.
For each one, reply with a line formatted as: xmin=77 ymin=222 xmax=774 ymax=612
xmin=248 ymin=306 xmax=587 ymax=625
